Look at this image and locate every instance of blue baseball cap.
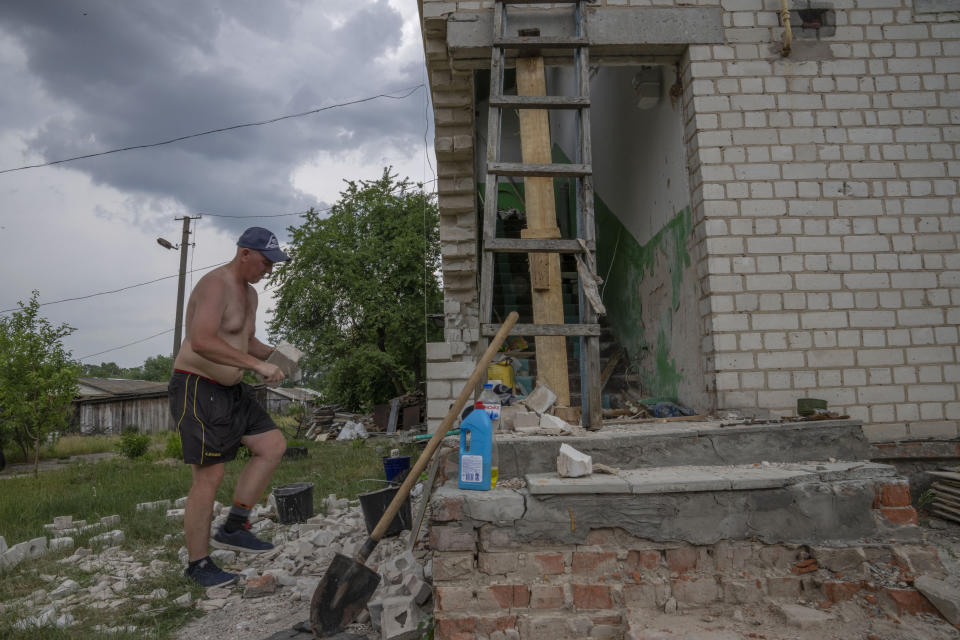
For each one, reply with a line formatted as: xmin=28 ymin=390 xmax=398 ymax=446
xmin=237 ymin=227 xmax=290 ymax=262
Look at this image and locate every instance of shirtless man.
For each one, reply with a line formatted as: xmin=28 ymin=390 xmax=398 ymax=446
xmin=168 ymin=226 xmax=289 ymax=586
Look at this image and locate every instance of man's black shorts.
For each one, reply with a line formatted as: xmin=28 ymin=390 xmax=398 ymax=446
xmin=168 ymin=370 xmax=277 ymax=466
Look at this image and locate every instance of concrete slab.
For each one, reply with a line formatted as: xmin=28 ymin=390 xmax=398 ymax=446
xmin=715 ymin=466 xmax=812 ymax=490
xmin=447 ymin=7 xmax=723 ymax=60
xmin=495 ymin=420 xmax=870 ymax=480
xmin=527 ymin=472 xmax=630 ymax=495
xmin=621 ymin=467 xmax=731 ymax=494
xmin=788 ymin=461 xmax=898 ymax=482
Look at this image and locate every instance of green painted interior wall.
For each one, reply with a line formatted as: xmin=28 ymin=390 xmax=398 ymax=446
xmin=595 ymin=200 xmax=693 ymax=401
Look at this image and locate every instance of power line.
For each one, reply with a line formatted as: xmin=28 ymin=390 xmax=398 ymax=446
xmin=77 ymin=328 xmax=173 ymax=361
xmin=198 ymin=179 xmax=439 ymax=219
xmin=201 ymin=209 xmax=317 ymax=219
xmin=0 ymin=261 xmax=226 ymax=314
xmin=0 ymin=85 xmax=425 ymax=175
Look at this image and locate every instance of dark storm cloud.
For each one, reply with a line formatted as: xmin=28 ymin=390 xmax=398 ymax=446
xmin=0 ymin=0 xmax=424 ymax=238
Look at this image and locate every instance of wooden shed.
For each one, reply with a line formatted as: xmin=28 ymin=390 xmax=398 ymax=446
xmin=252 ymin=385 xmax=322 ymax=415
xmin=74 ymin=377 xmax=172 ymax=435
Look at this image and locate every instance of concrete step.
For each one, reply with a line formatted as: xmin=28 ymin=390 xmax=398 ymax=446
xmin=525 ymin=460 xmax=894 ymax=495
xmin=495 ymin=419 xmax=871 ymax=480
xmin=432 ymin=459 xmax=915 ymax=546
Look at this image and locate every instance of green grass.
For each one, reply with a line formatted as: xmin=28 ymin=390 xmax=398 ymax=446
xmin=3 ymin=434 xmax=121 ymax=465
xmin=0 ymin=435 xmax=421 ymax=639
xmin=2 ymin=412 xmax=306 ymax=465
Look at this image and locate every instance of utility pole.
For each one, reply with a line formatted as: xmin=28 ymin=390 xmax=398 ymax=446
xmin=172 ymin=216 xmax=201 ymax=359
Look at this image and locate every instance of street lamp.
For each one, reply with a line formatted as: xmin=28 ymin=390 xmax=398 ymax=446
xmin=157 ymin=217 xmax=200 ymax=358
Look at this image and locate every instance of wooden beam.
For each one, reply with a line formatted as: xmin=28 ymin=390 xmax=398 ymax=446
xmin=481 ymin=323 xmax=601 ymax=337
xmin=517 ymin=55 xmax=570 ymax=407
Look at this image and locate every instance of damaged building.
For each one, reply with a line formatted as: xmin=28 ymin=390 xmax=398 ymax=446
xmin=414 ymin=0 xmax=960 ymax=637
xmin=422 ymin=0 xmax=958 ymax=445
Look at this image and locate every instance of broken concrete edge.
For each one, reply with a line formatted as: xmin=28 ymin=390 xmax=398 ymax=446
xmin=430 ymin=464 xmax=921 ymax=547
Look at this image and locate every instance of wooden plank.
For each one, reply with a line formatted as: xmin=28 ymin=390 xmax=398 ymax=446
xmin=488 ymin=162 xmax=592 ymax=177
xmin=521 ymin=227 xmax=558 ymax=290
xmin=584 ymin=334 xmax=602 ymax=429
xmin=407 ymin=444 xmax=445 ymax=553
xmin=517 ymin=55 xmax=570 ymax=407
xmin=481 ymin=323 xmax=601 ymax=336
xmin=932 ymin=497 xmax=960 ymax=511
xmin=632 ymin=415 xmax=709 ymax=423
xmin=490 ymin=95 xmax=590 ymax=109
xmin=386 ymin=397 xmax=400 ymax=434
xmin=928 ymin=470 xmax=960 ymax=482
xmin=932 ymin=482 xmax=960 ymax=498
xmin=932 ymin=503 xmax=960 ymax=521
xmin=600 ymin=349 xmax=623 ymax=389
xmin=479 ymin=5 xmax=506 ymax=330
xmin=484 ymin=238 xmax=594 ymax=253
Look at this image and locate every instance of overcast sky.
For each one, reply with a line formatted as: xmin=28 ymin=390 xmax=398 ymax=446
xmin=0 ymin=0 xmax=435 ymax=369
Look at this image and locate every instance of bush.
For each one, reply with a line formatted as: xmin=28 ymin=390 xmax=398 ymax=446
xmin=164 ymin=432 xmax=182 ymax=460
xmin=116 ymin=426 xmax=151 ymax=459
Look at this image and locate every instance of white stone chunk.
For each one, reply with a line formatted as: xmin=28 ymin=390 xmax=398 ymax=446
xmin=49 ymin=579 xmax=80 ymax=600
xmin=522 ymin=383 xmax=557 ymax=415
xmin=915 ymin=575 xmax=960 ymax=625
xmin=53 ymin=516 xmax=73 ymax=530
xmin=166 ymin=509 xmax=185 ymax=522
xmin=49 ymin=537 xmax=75 ymax=553
xmin=557 ymin=443 xmax=592 ymax=478
xmin=211 ymin=549 xmax=236 ymax=566
xmin=100 ymin=515 xmax=120 ymax=527
xmin=403 ymin=573 xmax=432 ymax=606
xmin=380 ymin=595 xmax=424 ymax=640
xmin=540 ymin=413 xmax=573 ymax=433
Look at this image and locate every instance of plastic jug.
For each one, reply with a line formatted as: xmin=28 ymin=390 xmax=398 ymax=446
xmin=459 ymin=408 xmax=492 ymax=491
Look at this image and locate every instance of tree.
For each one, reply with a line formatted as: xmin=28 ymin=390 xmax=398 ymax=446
xmin=268 ymin=169 xmax=442 ymax=410
xmin=0 ymin=291 xmax=80 ymax=475
xmin=139 ymin=354 xmax=174 ymax=381
xmin=81 ymin=361 xmax=132 ymax=378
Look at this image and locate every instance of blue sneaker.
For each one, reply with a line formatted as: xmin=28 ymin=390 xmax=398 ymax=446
xmin=184 ymin=557 xmax=238 ymax=587
xmin=211 ymin=523 xmax=274 ymax=554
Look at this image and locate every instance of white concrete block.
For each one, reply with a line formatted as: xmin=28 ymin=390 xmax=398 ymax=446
xmin=557 ymin=444 xmax=592 ymax=479
xmin=49 ymin=538 xmax=74 ymax=553
xmin=523 ymin=383 xmax=557 ymax=415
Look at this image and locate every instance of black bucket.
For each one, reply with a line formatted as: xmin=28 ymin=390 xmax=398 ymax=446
xmin=283 ymin=446 xmax=309 ymax=460
xmin=273 ymin=482 xmax=315 ymax=524
xmin=357 ymin=485 xmax=412 ymax=537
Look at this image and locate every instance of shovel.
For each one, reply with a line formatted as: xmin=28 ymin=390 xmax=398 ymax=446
xmin=310 ymin=311 xmax=519 ymax=637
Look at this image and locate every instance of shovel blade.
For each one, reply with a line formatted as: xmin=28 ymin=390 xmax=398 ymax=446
xmin=310 ymin=552 xmax=381 ymax=638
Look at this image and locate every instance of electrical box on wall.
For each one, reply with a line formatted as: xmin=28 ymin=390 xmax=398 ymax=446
xmin=785 ymin=2 xmax=836 ymax=39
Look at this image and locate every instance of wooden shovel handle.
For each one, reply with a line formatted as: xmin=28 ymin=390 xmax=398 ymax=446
xmin=364 ymin=312 xmax=519 ymax=548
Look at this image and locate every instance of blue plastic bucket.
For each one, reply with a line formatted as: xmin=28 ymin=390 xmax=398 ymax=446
xmin=382 ymin=455 xmax=411 ymax=483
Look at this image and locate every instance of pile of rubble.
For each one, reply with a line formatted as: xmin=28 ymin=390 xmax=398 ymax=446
xmin=1 ymin=490 xmax=434 ymax=639
xmin=301 ymin=405 xmax=374 ymax=441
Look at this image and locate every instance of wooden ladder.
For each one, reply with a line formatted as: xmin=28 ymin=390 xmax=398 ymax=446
xmin=479 ymin=0 xmax=602 ymax=430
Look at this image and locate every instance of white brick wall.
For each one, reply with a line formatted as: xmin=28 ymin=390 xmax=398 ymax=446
xmin=685 ymin=0 xmax=960 ymax=442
